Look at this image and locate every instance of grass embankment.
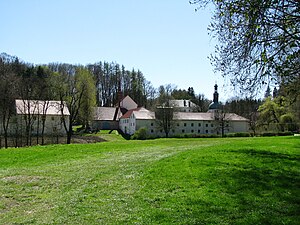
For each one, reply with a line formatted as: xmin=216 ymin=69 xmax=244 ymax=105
xmin=0 ymin=136 xmax=299 ymax=224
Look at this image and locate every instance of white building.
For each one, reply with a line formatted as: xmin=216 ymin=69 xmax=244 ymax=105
xmin=92 ymin=95 xmax=138 ymax=131
xmin=12 ymin=99 xmax=70 ymax=136
xmin=119 ymin=107 xmax=155 ymax=135
xmin=118 ymin=85 xmax=249 ymax=137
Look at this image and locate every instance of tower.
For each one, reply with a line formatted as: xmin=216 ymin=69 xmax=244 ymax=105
xmin=213 ymin=84 xmax=219 ymax=104
xmin=208 ymin=84 xmax=221 ymax=113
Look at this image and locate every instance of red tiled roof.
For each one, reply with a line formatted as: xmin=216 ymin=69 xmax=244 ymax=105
xmin=120 ymin=107 xmax=143 ymax=119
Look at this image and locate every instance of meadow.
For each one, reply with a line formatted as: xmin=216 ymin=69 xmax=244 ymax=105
xmin=0 ymin=136 xmax=299 ymax=224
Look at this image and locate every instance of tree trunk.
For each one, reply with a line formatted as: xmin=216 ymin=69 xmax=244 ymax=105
xmin=67 ymin=131 xmax=72 ymax=144
xmin=66 ymin=122 xmax=73 ymax=144
xmin=41 ymin=118 xmax=46 ymax=145
xmin=4 ymin=132 xmax=8 ymax=149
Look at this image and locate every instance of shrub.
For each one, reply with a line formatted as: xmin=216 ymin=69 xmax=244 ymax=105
xmin=234 ymin=132 xmax=251 ymax=137
xmin=277 ymin=131 xmax=294 ymax=136
xmin=132 ymin=127 xmax=148 ymax=140
xmin=261 ymin=132 xmax=277 ymax=137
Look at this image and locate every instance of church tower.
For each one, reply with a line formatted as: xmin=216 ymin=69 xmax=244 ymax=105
xmin=208 ymin=84 xmax=221 ymax=113
xmin=213 ymin=84 xmax=219 ymax=104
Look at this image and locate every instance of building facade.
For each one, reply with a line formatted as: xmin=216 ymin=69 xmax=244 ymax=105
xmin=118 ymin=85 xmax=249 ymax=137
xmin=6 ymin=99 xmax=70 ymax=136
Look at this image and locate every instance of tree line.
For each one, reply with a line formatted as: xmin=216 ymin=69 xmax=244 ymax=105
xmin=1 ymin=51 xmax=298 ymax=147
xmin=0 ymin=53 xmax=211 ymax=147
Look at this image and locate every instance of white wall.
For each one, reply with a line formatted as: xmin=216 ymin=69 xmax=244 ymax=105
xmin=9 ymin=115 xmax=69 ymax=136
xmin=119 ymin=114 xmax=136 ymax=135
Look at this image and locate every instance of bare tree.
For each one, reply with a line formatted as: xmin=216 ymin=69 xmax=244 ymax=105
xmin=155 ymin=106 xmax=174 ymax=138
xmin=213 ymin=108 xmax=231 ymax=137
xmin=0 ymin=59 xmax=20 ymax=148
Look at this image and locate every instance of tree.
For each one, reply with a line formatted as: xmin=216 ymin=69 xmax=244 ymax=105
xmin=157 ymin=84 xmax=176 ymax=106
xmin=258 ymin=97 xmax=285 ymax=131
xmin=212 ymin=106 xmax=230 ymax=137
xmin=77 ymin=69 xmax=97 ymax=131
xmin=155 ymin=84 xmax=176 ymax=137
xmin=155 ymin=106 xmax=174 ymax=138
xmin=19 ymin=65 xmax=39 ymax=146
xmin=191 ymin=0 xmax=300 ymax=96
xmin=0 ymin=57 xmax=20 ymax=148
xmin=171 ymin=89 xmax=191 ymax=100
xmin=51 ymin=64 xmax=87 ymax=144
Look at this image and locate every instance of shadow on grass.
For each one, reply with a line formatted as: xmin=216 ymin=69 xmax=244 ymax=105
xmin=137 ymin=144 xmax=300 ymax=224
xmin=209 ymin=149 xmax=300 ymax=224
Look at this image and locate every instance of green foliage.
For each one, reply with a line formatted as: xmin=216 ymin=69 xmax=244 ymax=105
xmin=0 ymin=137 xmax=299 ymax=224
xmin=76 ymin=68 xmax=97 ymax=129
xmin=191 ymin=0 xmax=300 ymax=96
xmin=260 ymin=131 xmax=294 ymax=137
xmin=131 ymin=127 xmax=148 ymax=140
xmin=224 ymin=132 xmax=251 ymax=137
xmin=258 ymin=96 xmax=299 ymax=132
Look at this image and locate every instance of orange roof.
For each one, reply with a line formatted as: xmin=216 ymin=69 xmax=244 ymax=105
xmin=120 ymin=107 xmax=143 ymax=119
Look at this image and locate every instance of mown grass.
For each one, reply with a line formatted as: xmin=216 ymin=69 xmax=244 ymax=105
xmin=0 ymin=136 xmax=299 ymax=224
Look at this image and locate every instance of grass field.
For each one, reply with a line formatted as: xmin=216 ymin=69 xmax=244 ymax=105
xmin=0 ymin=136 xmax=299 ymax=224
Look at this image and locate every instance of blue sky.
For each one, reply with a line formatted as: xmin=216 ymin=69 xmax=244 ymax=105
xmin=0 ymin=0 xmax=232 ymax=101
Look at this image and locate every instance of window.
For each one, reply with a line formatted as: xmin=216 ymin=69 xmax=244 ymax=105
xmin=151 ymin=129 xmax=154 ymax=133
xmin=182 ymin=129 xmax=185 ymax=133
xmin=198 ymin=130 xmax=201 ymax=133
xmin=211 ymin=124 xmax=214 ymax=127
xmin=184 ymin=123 xmax=187 ymax=127
xmin=198 ymin=123 xmax=201 ymax=127
xmin=177 ymin=123 xmax=180 ymax=126
xmin=206 ymin=124 xmax=208 ymax=127
xmin=206 ymin=130 xmax=209 ymax=133
xmin=191 ymin=123 xmax=194 ymax=127
xmin=151 ymin=123 xmax=154 ymax=126
xmin=191 ymin=130 xmax=194 ymax=133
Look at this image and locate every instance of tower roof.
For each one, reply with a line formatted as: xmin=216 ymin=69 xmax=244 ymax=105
xmin=208 ymin=84 xmax=222 ymax=110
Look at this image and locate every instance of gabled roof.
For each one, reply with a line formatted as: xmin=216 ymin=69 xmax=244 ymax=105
xmin=120 ymin=107 xmax=155 ymax=120
xmin=120 ymin=107 xmax=145 ymax=119
xmin=133 ymin=110 xmax=155 ymax=120
xmin=174 ymin=112 xmax=248 ymax=121
xmin=174 ymin=112 xmax=214 ymax=121
xmin=15 ymin=99 xmax=70 ymax=116
xmin=93 ymin=107 xmax=122 ymax=121
xmin=119 ymin=95 xmax=138 ymax=110
xmin=224 ymin=113 xmax=249 ymax=121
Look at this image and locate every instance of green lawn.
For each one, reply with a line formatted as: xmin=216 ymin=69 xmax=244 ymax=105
xmin=0 ymin=136 xmax=299 ymax=224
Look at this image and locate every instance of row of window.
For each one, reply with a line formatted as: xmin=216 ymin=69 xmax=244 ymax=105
xmin=150 ymin=122 xmax=214 ymax=127
xmin=150 ymin=129 xmax=211 ymax=134
xmin=175 ymin=123 xmax=214 ymax=128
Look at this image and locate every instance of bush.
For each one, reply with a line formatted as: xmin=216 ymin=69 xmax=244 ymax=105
xmin=277 ymin=131 xmax=294 ymax=136
xmin=132 ymin=127 xmax=148 ymax=140
xmin=261 ymin=132 xmax=277 ymax=137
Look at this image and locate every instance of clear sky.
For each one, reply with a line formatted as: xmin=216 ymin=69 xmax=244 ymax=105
xmin=0 ymin=0 xmax=233 ymax=101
